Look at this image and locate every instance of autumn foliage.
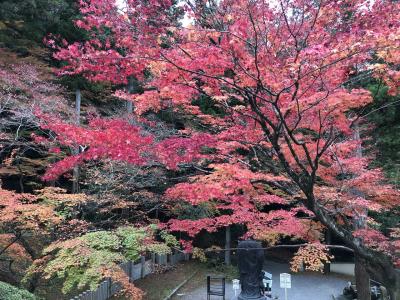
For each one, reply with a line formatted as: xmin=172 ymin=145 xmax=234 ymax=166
xmin=28 ymin=0 xmax=400 ymax=297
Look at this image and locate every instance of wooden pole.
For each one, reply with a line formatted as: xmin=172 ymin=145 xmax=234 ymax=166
xmin=225 ymin=226 xmax=231 ymax=265
xmin=72 ymin=88 xmax=81 ymax=193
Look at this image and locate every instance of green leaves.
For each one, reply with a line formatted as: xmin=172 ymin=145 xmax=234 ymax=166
xmin=0 ymin=281 xmax=37 ymax=300
xmin=29 ymin=226 xmax=178 ymax=294
xmin=82 ymin=231 xmax=120 ymax=251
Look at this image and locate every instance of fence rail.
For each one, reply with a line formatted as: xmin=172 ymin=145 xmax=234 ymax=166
xmin=70 ymin=251 xmax=189 ymax=300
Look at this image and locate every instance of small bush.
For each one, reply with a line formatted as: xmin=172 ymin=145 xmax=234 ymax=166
xmin=0 ymin=281 xmax=37 ymax=300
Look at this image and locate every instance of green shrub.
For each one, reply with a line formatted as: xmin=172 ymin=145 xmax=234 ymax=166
xmin=24 ymin=226 xmax=180 ymax=294
xmin=0 ymin=281 xmax=37 ymax=300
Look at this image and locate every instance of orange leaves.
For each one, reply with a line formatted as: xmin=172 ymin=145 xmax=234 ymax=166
xmin=0 ymin=186 xmax=88 ymax=232
xmin=0 ymin=234 xmax=32 ymax=262
xmin=132 ymin=91 xmax=163 ymax=115
xmin=166 ymin=163 xmax=288 ymax=204
xmin=290 ymin=243 xmax=333 ymax=273
xmin=0 ymin=187 xmax=57 ymax=230
xmin=103 ymin=266 xmax=143 ymax=300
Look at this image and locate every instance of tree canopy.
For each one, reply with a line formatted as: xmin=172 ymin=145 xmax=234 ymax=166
xmin=0 ymin=0 xmax=400 ymax=299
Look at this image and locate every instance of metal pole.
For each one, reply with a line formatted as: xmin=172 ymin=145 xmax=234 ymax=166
xmin=285 ymin=287 xmax=288 ymax=300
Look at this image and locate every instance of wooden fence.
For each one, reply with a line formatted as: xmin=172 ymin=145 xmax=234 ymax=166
xmin=70 ymin=251 xmax=189 ymax=300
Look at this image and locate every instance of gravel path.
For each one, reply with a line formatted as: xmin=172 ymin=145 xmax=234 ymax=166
xmin=172 ymin=260 xmax=352 ymax=300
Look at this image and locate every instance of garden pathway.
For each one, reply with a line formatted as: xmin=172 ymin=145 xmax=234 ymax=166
xmin=171 ymin=260 xmax=352 ymax=300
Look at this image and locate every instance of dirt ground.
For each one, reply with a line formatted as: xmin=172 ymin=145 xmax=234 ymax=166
xmin=133 ymin=261 xmax=201 ymax=300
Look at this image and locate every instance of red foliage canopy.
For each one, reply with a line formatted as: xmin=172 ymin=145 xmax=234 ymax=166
xmin=44 ymin=0 xmax=400 ymax=274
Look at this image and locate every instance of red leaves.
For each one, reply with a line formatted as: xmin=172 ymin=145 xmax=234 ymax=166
xmin=49 ymin=0 xmax=176 ymax=83
xmin=42 ymin=0 xmax=400 ymax=264
xmin=156 ymin=133 xmax=216 ymax=170
xmin=38 ymin=115 xmax=153 ymax=180
xmin=37 ymin=113 xmax=218 ymax=180
xmin=164 ymin=164 xmax=303 ymax=242
xmin=353 ymin=229 xmax=395 ymax=256
xmin=43 ymin=156 xmax=82 ymax=181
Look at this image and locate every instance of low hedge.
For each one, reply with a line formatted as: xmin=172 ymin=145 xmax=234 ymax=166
xmin=0 ymin=281 xmax=37 ymax=300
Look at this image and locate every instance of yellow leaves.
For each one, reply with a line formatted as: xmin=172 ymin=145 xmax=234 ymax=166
xmin=254 ymin=231 xmax=281 ymax=246
xmin=192 ymin=247 xmax=207 ymax=262
xmin=35 ymin=187 xmax=88 ymax=207
xmin=0 ymin=21 xmax=7 ymax=30
xmin=290 ymin=243 xmax=333 ymax=273
xmin=377 ymin=48 xmax=400 ymax=64
xmin=225 ymin=14 xmax=234 ymax=22
xmin=148 ymin=61 xmax=166 ymax=77
xmin=213 ymin=95 xmax=229 ymax=102
xmin=185 ymin=26 xmax=201 ymax=42
xmin=206 ymin=245 xmax=222 ymax=252
xmin=0 ymin=185 xmax=90 ymax=233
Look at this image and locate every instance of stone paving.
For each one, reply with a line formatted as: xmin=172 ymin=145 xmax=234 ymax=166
xmin=172 ymin=260 xmax=352 ymax=300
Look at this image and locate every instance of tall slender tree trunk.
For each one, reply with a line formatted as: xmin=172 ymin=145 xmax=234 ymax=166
xmin=390 ymin=285 xmax=400 ymax=300
xmin=323 ymin=229 xmax=331 ymax=273
xmin=355 ymin=255 xmax=371 ymax=300
xmin=126 ymin=77 xmax=134 ymax=114
xmin=225 ymin=225 xmax=231 ymax=265
xmin=72 ymin=88 xmax=81 ymax=193
xmin=353 ymin=124 xmax=371 ymax=300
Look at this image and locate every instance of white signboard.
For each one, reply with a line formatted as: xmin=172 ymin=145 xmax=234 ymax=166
xmin=232 ymin=279 xmax=240 ymax=296
xmin=280 ymin=273 xmax=291 ymax=289
xmin=232 ymin=279 xmax=240 ymax=290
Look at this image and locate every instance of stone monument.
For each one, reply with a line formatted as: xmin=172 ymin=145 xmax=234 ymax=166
xmin=237 ymin=239 xmax=267 ymax=300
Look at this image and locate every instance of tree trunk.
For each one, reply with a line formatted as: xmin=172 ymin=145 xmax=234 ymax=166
xmin=312 ymin=205 xmax=399 ymax=300
xmin=72 ymin=88 xmax=81 ymax=194
xmin=324 ymin=229 xmax=331 ymax=274
xmin=355 ymin=255 xmax=370 ymax=300
xmin=75 ymin=88 xmax=81 ymax=125
xmin=126 ymin=77 xmax=134 ymax=114
xmin=370 ymin=260 xmax=400 ymax=300
xmin=389 ymin=286 xmax=400 ymax=300
xmin=353 ymin=124 xmax=371 ymax=300
xmin=225 ymin=225 xmax=231 ymax=265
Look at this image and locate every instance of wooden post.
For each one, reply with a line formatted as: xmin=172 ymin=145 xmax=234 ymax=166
xmin=151 ymin=253 xmax=156 ymax=272
xmin=140 ymin=256 xmax=145 ymax=278
xmin=75 ymin=88 xmax=81 ymax=125
xmin=324 ymin=229 xmax=332 ymax=273
xmin=128 ymin=261 xmax=132 ymax=283
xmin=107 ymin=277 xmax=112 ymax=298
xmin=72 ymin=88 xmax=81 ymax=193
xmin=225 ymin=225 xmax=231 ymax=265
xmin=126 ymin=77 xmax=133 ymax=114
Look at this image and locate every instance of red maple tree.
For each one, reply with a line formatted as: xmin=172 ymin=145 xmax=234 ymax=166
xmin=44 ymin=0 xmax=400 ymax=297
